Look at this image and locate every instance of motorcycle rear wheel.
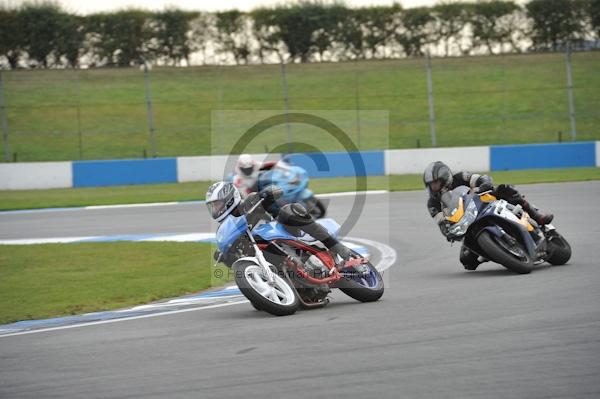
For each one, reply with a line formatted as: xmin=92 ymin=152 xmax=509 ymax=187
xmin=477 ymin=231 xmax=533 ymax=274
xmin=336 ymin=262 xmax=384 ymax=302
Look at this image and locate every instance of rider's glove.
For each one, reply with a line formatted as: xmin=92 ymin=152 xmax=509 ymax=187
xmin=213 ymin=250 xmax=222 ymax=262
xmin=475 ymin=181 xmax=494 ymax=193
xmin=259 ymin=185 xmax=283 ymax=206
xmin=438 ymin=220 xmax=451 ymax=237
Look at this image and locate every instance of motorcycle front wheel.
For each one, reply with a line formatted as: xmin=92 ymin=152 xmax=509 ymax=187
xmin=233 ymin=261 xmax=299 ymax=316
xmin=545 ymin=231 xmax=572 ymax=265
xmin=477 ymin=231 xmax=533 ymax=274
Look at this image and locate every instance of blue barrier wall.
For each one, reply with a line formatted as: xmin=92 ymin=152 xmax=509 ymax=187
xmin=55 ymin=143 xmax=597 ymax=189
xmin=490 ymin=142 xmax=596 ymax=171
xmin=287 ymin=151 xmax=385 ymax=178
xmin=72 ymin=158 xmax=178 ymax=187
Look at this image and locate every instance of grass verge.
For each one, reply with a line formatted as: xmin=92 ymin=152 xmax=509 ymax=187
xmin=1 ymin=167 xmax=599 ymax=211
xmin=0 ymin=242 xmax=230 ymax=325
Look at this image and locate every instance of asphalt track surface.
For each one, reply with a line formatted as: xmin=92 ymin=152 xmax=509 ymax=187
xmin=1 ymin=182 xmax=599 ymax=399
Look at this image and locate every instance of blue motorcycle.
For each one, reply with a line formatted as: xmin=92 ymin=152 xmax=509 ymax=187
xmin=258 ymin=161 xmax=327 ymax=219
xmin=215 ymin=198 xmax=384 ymax=316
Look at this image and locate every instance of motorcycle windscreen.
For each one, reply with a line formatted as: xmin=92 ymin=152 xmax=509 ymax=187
xmin=441 ymin=186 xmax=470 ymax=220
xmin=216 ymin=215 xmax=248 ymax=253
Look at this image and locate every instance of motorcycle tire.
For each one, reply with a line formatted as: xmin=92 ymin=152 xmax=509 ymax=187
xmin=336 ymin=262 xmax=384 ymax=302
xmin=477 ymin=231 xmax=533 ymax=274
xmin=546 ymin=232 xmax=572 ymax=265
xmin=233 ymin=261 xmax=299 ymax=316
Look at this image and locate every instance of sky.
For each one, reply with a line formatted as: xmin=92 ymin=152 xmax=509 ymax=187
xmin=29 ymin=0 xmax=444 ymax=14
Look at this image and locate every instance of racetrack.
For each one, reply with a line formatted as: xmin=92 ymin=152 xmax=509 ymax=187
xmin=1 ymin=182 xmax=599 ymax=398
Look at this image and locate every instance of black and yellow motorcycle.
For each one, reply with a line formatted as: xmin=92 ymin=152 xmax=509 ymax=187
xmin=442 ymin=186 xmax=571 ymax=274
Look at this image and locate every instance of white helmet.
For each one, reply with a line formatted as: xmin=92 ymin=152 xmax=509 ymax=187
xmin=205 ymin=181 xmax=241 ymax=222
xmin=236 ymin=154 xmax=256 ymax=177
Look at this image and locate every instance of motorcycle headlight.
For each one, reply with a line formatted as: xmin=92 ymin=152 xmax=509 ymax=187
xmin=449 ymin=200 xmax=478 ymax=236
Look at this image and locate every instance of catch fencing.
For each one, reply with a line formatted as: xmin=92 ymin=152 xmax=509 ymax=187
xmin=0 ymin=49 xmax=599 ymax=162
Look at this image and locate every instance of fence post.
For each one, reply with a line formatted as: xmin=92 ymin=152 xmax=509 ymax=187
xmin=425 ymin=51 xmax=437 ymax=147
xmin=0 ymin=70 xmax=10 ymax=162
xmin=565 ymin=43 xmax=577 ymax=141
xmin=215 ymin=66 xmax=224 ymax=156
xmin=354 ymin=59 xmax=362 ymax=149
xmin=143 ymin=62 xmax=157 ymax=157
xmin=76 ymin=70 xmax=83 ymax=160
xmin=280 ymin=61 xmax=293 ymax=154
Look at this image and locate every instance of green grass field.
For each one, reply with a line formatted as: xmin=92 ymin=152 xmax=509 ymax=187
xmin=1 ymin=168 xmax=598 ymax=211
xmin=2 ymin=52 xmax=599 ymax=161
xmin=0 ymin=242 xmax=229 ymax=324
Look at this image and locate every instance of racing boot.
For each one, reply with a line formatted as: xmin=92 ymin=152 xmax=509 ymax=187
xmin=460 ymin=246 xmax=481 ymax=271
xmin=522 ymin=201 xmax=554 ymax=226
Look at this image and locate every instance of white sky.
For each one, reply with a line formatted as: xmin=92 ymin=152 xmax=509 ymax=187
xmin=13 ymin=0 xmax=444 ymax=14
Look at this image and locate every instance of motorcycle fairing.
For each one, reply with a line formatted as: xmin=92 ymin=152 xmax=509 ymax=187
xmin=298 ymin=188 xmax=314 ymax=201
xmin=259 ymin=165 xmax=309 ymax=203
xmin=216 ymin=215 xmax=248 ymax=253
xmin=476 ymin=200 xmax=537 ymax=257
xmin=253 ymin=218 xmax=340 ymax=242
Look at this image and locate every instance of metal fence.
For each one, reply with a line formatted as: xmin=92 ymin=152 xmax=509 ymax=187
xmin=0 ymin=49 xmax=599 ymax=162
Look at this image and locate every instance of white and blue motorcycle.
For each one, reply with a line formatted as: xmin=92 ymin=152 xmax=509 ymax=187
xmin=215 ymin=199 xmax=384 ymax=316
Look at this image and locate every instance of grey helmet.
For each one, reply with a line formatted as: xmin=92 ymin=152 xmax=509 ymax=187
xmin=205 ymin=181 xmax=241 ymax=222
xmin=423 ymin=161 xmax=453 ymax=195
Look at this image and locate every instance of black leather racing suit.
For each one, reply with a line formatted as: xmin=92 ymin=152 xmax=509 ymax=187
xmin=427 ymin=171 xmax=534 ymax=269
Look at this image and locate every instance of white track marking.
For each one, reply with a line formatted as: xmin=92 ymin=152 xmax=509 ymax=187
xmin=0 ymin=191 xmax=388 ymax=215
xmin=0 ymin=302 xmax=247 ymax=338
xmin=85 ymin=202 xmax=188 ymax=210
xmin=343 ymin=236 xmax=397 ymax=272
xmin=0 ymin=236 xmax=101 ymax=245
xmin=320 ymin=190 xmax=388 ymax=198
xmin=141 ymin=233 xmax=215 ymax=242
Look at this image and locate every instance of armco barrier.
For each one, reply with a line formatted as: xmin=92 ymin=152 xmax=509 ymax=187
xmin=1 ymin=142 xmax=598 ymax=190
xmin=72 ymin=158 xmax=178 ymax=188
xmin=490 ymin=142 xmax=596 ymax=171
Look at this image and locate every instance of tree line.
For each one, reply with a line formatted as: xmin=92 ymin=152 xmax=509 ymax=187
xmin=1 ymin=0 xmax=599 ymax=69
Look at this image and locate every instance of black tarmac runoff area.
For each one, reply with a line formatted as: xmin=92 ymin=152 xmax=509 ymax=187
xmin=1 ymin=181 xmax=599 ymax=399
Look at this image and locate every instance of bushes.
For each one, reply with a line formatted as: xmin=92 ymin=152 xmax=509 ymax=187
xmin=0 ymin=1 xmax=599 ymax=68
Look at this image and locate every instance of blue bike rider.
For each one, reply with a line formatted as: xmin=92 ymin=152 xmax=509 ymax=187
xmin=206 ymin=181 xmax=353 ymax=267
